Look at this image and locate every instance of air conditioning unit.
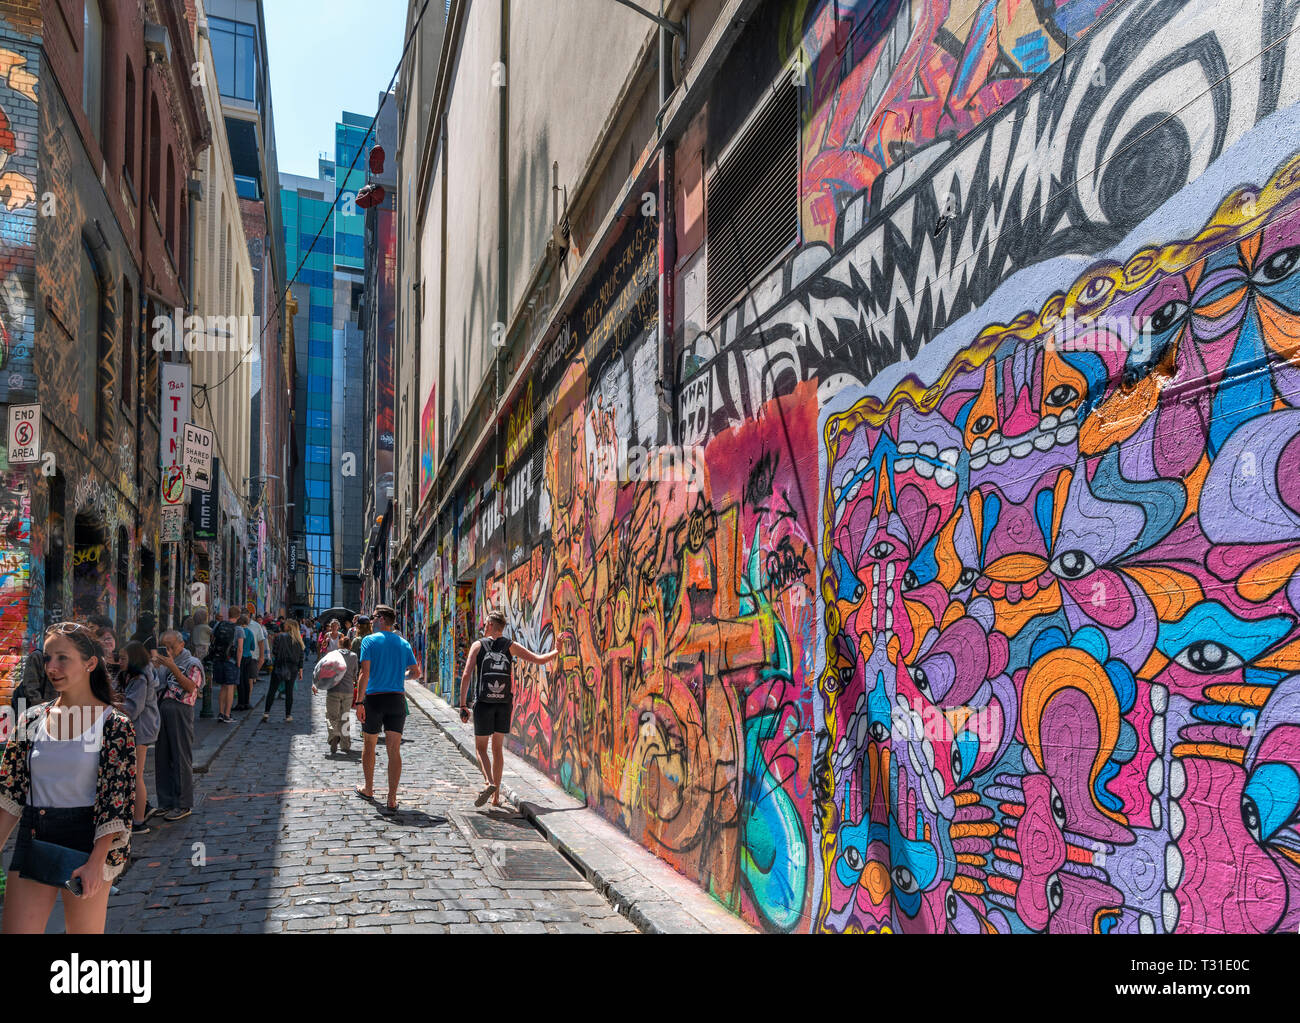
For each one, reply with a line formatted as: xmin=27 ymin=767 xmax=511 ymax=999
xmin=144 ymin=23 xmax=172 ymax=66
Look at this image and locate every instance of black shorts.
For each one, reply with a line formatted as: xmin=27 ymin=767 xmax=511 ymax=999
xmin=473 ymin=701 xmax=513 ymax=737
xmin=10 ymin=804 xmax=95 ymax=882
xmin=240 ymin=657 xmax=258 ymax=682
xmin=214 ymin=659 xmax=240 ymax=688
xmin=362 ymin=692 xmax=407 ymax=736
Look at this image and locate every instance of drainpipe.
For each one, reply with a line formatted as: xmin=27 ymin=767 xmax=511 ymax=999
xmin=657 ymin=2 xmax=677 ymax=444
xmin=495 ymin=0 xmax=509 ymax=527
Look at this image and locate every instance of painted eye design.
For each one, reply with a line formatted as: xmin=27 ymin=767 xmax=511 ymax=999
xmin=945 ymin=890 xmax=959 ymax=921
xmin=1173 ymin=640 xmax=1245 ymax=674
xmin=956 ymin=567 xmax=979 ymax=589
xmin=843 ymin=845 xmax=864 ymax=871
xmin=1253 ymin=246 xmax=1300 ymax=284
xmin=951 ymin=744 xmax=963 ymax=781
xmin=1241 ymin=794 xmax=1261 ymax=842
xmin=1050 ymin=785 xmax=1067 ymax=829
xmin=1080 ymin=276 xmax=1113 ymax=305
xmin=909 ymin=665 xmax=932 ymax=701
xmin=1145 ymin=299 xmax=1189 ymax=334
xmin=892 ymin=865 xmax=919 ymax=895
xmin=902 ymin=569 xmax=920 ymax=591
xmin=1046 ymin=873 xmax=1064 ymax=912
xmin=868 ymin=542 xmax=895 ymax=559
xmin=869 ymin=720 xmax=890 ymax=742
xmin=971 ymin=415 xmax=996 ymax=434
xmin=1045 ymin=384 xmax=1079 ymax=407
xmin=1050 ymin=549 xmax=1096 ymax=580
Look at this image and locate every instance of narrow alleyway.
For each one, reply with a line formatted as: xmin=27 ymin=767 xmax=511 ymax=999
xmin=95 ymin=675 xmax=638 ymax=934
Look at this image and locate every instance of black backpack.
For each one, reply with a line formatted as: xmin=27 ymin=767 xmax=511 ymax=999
xmin=211 ymin=620 xmax=238 ymax=663
xmin=474 ymin=636 xmax=514 ymax=703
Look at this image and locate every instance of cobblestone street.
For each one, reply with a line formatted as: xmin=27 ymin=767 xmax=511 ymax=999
xmin=98 ymin=684 xmax=639 ymax=934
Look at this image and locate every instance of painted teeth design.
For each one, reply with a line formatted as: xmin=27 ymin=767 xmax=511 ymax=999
xmin=847 ymin=482 xmax=861 ymax=501
xmin=1056 ymin=424 xmax=1079 ymax=445
xmin=1147 ymin=757 xmax=1164 ymax=797
xmin=1034 ymin=433 xmax=1055 ymax=451
xmin=1150 ymin=714 xmax=1164 ymax=751
xmin=1162 ymin=890 xmax=1180 ymax=932
xmin=1151 ymin=797 xmax=1163 ymax=829
xmin=971 ymin=437 xmax=987 ymax=455
xmin=1040 ymin=414 xmax=1059 ymax=430
xmin=920 ymin=442 xmax=938 ymax=458
xmin=1169 ymin=760 xmax=1186 ymax=800
xmin=1165 ymin=843 xmax=1184 ymax=889
xmin=897 ymin=442 xmax=918 ymax=455
xmin=1139 ymin=914 xmax=1155 ymax=935
xmin=1060 ymin=407 xmax=1077 ymax=423
xmin=934 ymin=468 xmax=958 ymax=489
xmin=886 ymin=562 xmax=895 ymax=584
xmin=872 ymin=564 xmax=880 ymax=586
xmin=833 ymin=487 xmax=842 ymax=502
xmin=939 ymin=447 xmax=959 ymax=466
xmin=886 ymin=588 xmax=895 ymax=607
xmin=858 ymin=457 xmax=870 ymax=473
xmin=987 ymin=432 xmax=1003 ymax=448
xmin=885 ymin=608 xmax=893 ymax=629
xmin=915 ymin=459 xmax=936 ymax=479
xmin=894 ymin=458 xmax=915 ymax=472
xmin=1151 ymin=683 xmax=1168 ymax=714
xmin=970 ymin=454 xmax=988 ymax=470
xmin=1169 ymin=801 xmax=1185 ymax=841
xmin=989 ymin=447 xmax=1011 ymax=465
xmin=1011 ymin=441 xmax=1033 ymax=458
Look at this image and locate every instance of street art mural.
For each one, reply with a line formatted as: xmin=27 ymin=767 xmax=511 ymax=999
xmin=425 ymin=0 xmax=1300 ymax=931
xmin=0 ymin=28 xmax=37 ymax=700
xmin=817 ymin=147 xmax=1300 ymax=934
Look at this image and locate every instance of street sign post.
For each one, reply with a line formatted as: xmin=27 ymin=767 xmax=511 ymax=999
xmin=7 ymin=404 xmax=41 ymax=464
xmin=161 ymin=505 xmax=184 ymax=542
xmin=182 ymin=424 xmax=214 ymax=492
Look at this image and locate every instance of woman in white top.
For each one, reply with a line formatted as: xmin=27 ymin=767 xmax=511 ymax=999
xmin=0 ymin=623 xmax=137 ymax=934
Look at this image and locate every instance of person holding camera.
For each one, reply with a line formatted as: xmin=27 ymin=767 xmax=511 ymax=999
xmin=0 ymin=623 xmax=136 ymax=934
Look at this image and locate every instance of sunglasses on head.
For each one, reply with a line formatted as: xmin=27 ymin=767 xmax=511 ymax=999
xmin=46 ymin=622 xmax=97 ymax=638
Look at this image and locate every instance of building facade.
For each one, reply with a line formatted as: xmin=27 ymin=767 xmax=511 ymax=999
xmin=396 ymin=0 xmax=1300 ymax=934
xmin=0 ymin=0 xmax=214 ymax=705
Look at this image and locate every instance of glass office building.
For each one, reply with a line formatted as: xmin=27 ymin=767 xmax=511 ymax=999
xmin=278 ymin=111 xmax=375 ymax=613
xmin=280 ymin=172 xmax=337 ymax=612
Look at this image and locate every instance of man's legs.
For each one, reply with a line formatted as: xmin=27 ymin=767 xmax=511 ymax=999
xmin=490 ymin=732 xmax=506 ymax=806
xmin=474 ymin=734 xmax=493 ymax=787
xmin=359 ymin=731 xmax=379 ymax=795
xmin=384 ymin=730 xmax=402 ymax=808
xmin=174 ymin=701 xmax=195 ymax=809
xmin=154 ymin=708 xmax=176 ymax=810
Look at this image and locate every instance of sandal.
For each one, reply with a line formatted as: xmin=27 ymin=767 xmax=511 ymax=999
xmin=355 ymin=787 xmax=375 ymax=801
xmin=474 ymin=784 xmax=497 ymax=807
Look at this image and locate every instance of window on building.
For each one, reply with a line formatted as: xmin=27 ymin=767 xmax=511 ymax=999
xmin=123 ymin=61 xmax=137 ymax=189
xmin=83 ymin=0 xmax=104 ymax=146
xmin=706 ymin=76 xmax=800 ymax=320
xmin=121 ymin=279 xmax=134 ymax=409
xmin=148 ymin=95 xmax=161 ymax=214
xmin=79 ymin=242 xmax=101 ymax=434
xmin=209 ymin=17 xmax=258 ymax=103
xmin=165 ymin=147 xmax=176 ymax=257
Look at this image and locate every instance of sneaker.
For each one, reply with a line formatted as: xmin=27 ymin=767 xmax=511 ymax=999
xmin=285 ymin=716 xmax=293 ymax=723
xmin=261 ymin=714 xmax=269 ymax=723
xmin=163 ymin=807 xmax=192 ymax=822
xmin=143 ymin=803 xmax=161 ymax=821
xmin=329 ymin=737 xmax=339 ymax=755
xmin=131 ymin=821 xmax=150 ymax=835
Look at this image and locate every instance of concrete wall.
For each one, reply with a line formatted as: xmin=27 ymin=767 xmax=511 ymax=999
xmin=410 ymin=0 xmax=1300 ymax=934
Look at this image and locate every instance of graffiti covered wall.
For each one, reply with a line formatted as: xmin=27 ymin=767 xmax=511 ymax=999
xmin=430 ymin=0 xmax=1300 ymax=932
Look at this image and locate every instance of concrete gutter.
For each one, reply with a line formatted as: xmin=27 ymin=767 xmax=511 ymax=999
xmin=404 ymin=682 xmax=755 ymax=935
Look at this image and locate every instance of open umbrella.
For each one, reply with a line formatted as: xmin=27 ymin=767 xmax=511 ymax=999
xmin=317 ymin=607 xmax=357 ymax=625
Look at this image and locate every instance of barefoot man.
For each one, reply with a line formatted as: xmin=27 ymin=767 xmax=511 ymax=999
xmin=459 ymin=608 xmax=558 ymax=808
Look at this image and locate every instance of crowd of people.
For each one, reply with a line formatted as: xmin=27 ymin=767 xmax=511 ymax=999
xmin=0 ymin=601 xmax=553 ymax=934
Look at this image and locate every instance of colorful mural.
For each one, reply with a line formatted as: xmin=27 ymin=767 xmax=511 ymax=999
xmin=415 ymin=0 xmax=1300 ymax=933
xmin=817 ymin=147 xmax=1300 ymax=934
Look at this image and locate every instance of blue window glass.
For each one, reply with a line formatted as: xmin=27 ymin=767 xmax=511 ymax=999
xmin=308 ymin=357 xmax=331 ymax=377
xmin=308 ymin=393 xmax=330 ymax=411
xmin=306 ymin=444 xmax=330 ymax=463
xmin=307 ymin=428 xmax=330 ymax=447
xmin=308 ymin=342 xmax=330 ymax=360
xmin=306 ymin=462 xmax=329 ymax=481
xmin=308 ymin=376 xmax=329 ymax=394
xmin=306 ymin=480 xmax=329 ymax=499
xmin=308 ymin=410 xmax=329 ymax=430
xmin=307 ymin=516 xmax=329 ymax=535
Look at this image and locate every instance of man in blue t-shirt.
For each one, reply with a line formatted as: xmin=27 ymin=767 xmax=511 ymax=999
xmin=354 ymin=604 xmax=421 ymax=813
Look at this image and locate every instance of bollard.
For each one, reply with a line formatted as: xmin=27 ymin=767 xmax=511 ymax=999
xmin=200 ymin=664 xmax=214 ymax=718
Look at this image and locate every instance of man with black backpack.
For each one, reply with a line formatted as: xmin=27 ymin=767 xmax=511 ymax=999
xmin=459 ymin=608 xmax=558 ymax=809
xmin=210 ymin=606 xmax=245 ymax=723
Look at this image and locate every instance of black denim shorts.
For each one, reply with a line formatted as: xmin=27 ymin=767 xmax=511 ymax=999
xmin=473 ymin=701 xmax=513 ymax=737
xmin=9 ymin=804 xmax=96 ymax=881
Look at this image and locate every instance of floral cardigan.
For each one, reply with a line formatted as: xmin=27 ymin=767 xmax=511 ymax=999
xmin=0 ymin=702 xmax=136 ymax=881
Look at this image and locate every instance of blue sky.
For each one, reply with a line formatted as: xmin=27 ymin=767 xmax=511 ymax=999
xmin=264 ymin=0 xmax=408 ymax=179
